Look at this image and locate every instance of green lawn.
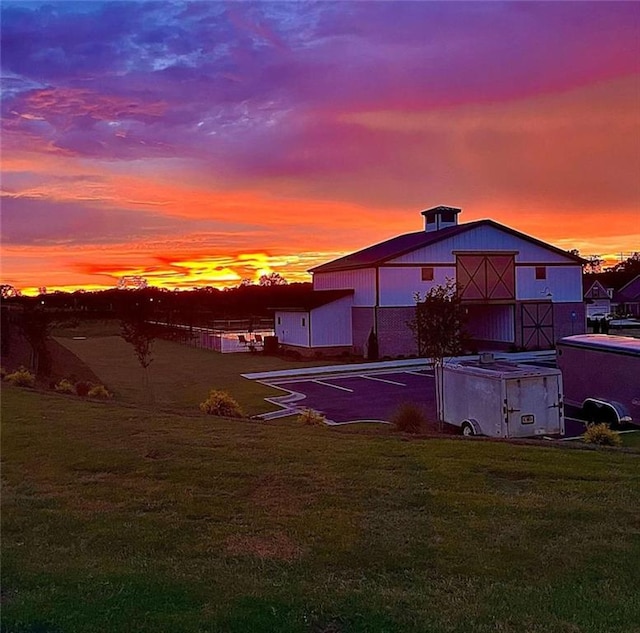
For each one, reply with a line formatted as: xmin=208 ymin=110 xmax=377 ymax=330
xmin=55 ymin=332 xmax=338 ymax=417
xmin=2 ymin=386 xmax=640 ymax=632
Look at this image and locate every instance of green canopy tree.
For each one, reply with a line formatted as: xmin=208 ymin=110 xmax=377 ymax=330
xmin=408 ymin=279 xmax=468 ymax=430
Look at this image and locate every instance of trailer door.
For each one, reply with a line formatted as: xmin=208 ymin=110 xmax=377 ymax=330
xmin=505 ymin=376 xmax=562 ymax=438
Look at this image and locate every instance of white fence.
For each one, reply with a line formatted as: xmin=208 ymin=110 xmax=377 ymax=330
xmin=151 ymin=322 xmax=274 ymax=353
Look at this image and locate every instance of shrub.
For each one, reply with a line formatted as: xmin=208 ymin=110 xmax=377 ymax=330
xmin=54 ymin=378 xmax=75 ymax=394
xmin=391 ymin=402 xmax=426 ymax=434
xmin=0 ymin=366 xmax=7 ymax=380
xmin=5 ymin=366 xmax=36 ymax=388
xmin=200 ymin=390 xmax=244 ymax=418
xmin=583 ymin=422 xmax=622 ymax=447
xmin=88 ymin=384 xmax=111 ymax=399
xmin=298 ymin=408 xmax=326 ymax=426
xmin=75 ymin=381 xmax=91 ymax=397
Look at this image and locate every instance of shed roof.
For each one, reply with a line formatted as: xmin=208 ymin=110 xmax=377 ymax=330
xmin=309 ymin=219 xmax=585 ymax=274
xmin=271 ymin=289 xmax=354 ymax=312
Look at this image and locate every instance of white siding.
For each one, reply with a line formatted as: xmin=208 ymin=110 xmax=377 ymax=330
xmin=378 ymin=266 xmax=456 ymax=307
xmin=466 ymin=305 xmax=515 ymax=342
xmin=313 ymin=269 xmax=376 ymax=306
xmin=516 ymin=265 xmax=583 ymax=302
xmin=389 ymin=225 xmax=576 ymax=265
xmin=275 ymin=311 xmax=310 ymax=347
xmin=311 ymin=296 xmax=353 ymax=346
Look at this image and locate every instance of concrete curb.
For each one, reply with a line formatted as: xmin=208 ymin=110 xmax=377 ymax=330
xmin=241 ymin=350 xmax=555 ymax=381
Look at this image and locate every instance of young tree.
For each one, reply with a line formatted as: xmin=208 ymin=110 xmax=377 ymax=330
xmin=120 ymin=298 xmax=158 ymax=403
xmin=408 ymin=279 xmax=467 ymax=430
xmin=12 ymin=306 xmax=54 ymax=377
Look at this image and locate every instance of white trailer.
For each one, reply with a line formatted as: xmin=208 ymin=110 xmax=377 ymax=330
xmin=436 ymin=357 xmax=564 ymax=438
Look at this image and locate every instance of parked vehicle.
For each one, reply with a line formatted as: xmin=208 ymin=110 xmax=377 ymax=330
xmin=557 ymin=334 xmax=640 ymax=427
xmin=435 ymin=355 xmax=564 ymax=438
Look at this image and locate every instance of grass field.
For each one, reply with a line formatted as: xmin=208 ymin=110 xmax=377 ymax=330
xmin=54 ymin=324 xmax=339 ymax=417
xmin=3 ymin=386 xmax=640 ymax=633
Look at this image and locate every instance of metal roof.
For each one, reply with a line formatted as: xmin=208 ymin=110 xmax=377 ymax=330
xmin=559 ymin=334 xmax=640 ymax=357
xmin=309 ymin=219 xmax=585 ymax=274
xmin=271 ymin=289 xmax=354 ymax=312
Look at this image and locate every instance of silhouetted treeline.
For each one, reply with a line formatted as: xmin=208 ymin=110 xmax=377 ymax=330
xmin=0 ymin=283 xmax=314 ymax=327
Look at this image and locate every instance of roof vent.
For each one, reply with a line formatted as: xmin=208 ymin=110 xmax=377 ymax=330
xmin=479 ymin=352 xmax=495 ymax=364
xmin=421 ymin=205 xmax=461 ymax=232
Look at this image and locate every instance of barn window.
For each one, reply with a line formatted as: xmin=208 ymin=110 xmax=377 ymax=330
xmin=421 ymin=267 xmax=434 ymax=281
xmin=302 ymin=317 xmax=306 ymax=327
xmin=277 ymin=316 xmax=281 ymax=325
xmin=535 ymin=266 xmax=547 ymax=280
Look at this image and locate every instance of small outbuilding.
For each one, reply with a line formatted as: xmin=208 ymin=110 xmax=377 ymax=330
xmin=275 ymin=206 xmax=586 ymax=357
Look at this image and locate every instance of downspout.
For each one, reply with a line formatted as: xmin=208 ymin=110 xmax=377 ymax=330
xmin=375 ymin=265 xmax=380 ymax=341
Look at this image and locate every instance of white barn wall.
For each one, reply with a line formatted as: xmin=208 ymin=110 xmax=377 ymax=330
xmin=311 ymin=296 xmax=352 ymax=346
xmin=516 ymin=266 xmax=582 ymax=302
xmin=466 ymin=305 xmax=514 ymax=342
xmin=313 ymin=269 xmax=376 ymax=306
xmin=389 ymin=225 xmax=575 ymax=265
xmin=275 ymin=311 xmax=310 ymax=347
xmin=378 ymin=266 xmax=455 ymax=307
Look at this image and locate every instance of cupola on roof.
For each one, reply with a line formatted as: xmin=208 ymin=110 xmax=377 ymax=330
xmin=421 ymin=205 xmax=462 ymax=232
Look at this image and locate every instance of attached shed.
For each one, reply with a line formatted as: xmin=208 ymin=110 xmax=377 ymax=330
xmin=301 ymin=205 xmax=586 ymax=357
xmin=274 ymin=289 xmax=354 ymax=356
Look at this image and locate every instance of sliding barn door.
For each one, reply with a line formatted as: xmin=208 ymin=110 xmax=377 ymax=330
xmin=520 ymin=303 xmax=554 ymax=349
xmin=456 ymin=254 xmax=515 ymax=301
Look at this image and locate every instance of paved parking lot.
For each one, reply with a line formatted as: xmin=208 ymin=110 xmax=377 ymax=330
xmin=264 ymin=368 xmax=436 ymax=424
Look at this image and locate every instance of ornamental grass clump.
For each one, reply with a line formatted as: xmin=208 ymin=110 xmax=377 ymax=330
xmin=6 ymin=367 xmax=36 ymax=388
xmin=298 ymin=408 xmax=326 ymax=426
xmin=583 ymin=422 xmax=622 ymax=447
xmin=391 ymin=402 xmax=426 ymax=434
xmin=200 ymin=390 xmax=244 ymax=418
xmin=54 ymin=378 xmax=75 ymax=394
xmin=88 ymin=384 xmax=111 ymax=399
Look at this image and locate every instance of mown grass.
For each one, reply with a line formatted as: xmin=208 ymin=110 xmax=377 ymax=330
xmin=2 ymin=386 xmax=640 ymax=632
xmin=55 ymin=330 xmax=336 ymax=416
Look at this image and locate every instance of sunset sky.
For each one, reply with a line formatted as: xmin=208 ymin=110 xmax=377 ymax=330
xmin=2 ymin=1 xmax=639 ymax=294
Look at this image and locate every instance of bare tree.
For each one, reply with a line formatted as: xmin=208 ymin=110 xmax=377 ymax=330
xmin=259 ymin=272 xmax=288 ymax=286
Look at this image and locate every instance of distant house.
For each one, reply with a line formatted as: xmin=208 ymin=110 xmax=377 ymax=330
xmin=275 ymin=206 xmax=586 ymax=357
xmin=615 ymin=275 xmax=640 ymax=317
xmin=583 ymin=278 xmax=613 ymax=320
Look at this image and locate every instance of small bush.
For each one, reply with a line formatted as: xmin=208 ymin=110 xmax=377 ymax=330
xmin=88 ymin=384 xmax=111 ymax=399
xmin=200 ymin=390 xmax=244 ymax=418
xmin=583 ymin=423 xmax=622 ymax=447
xmin=5 ymin=367 xmax=36 ymax=388
xmin=298 ymin=408 xmax=326 ymax=426
xmin=392 ymin=402 xmax=426 ymax=434
xmin=55 ymin=378 xmax=75 ymax=394
xmin=0 ymin=366 xmax=7 ymax=380
xmin=75 ymin=381 xmax=91 ymax=397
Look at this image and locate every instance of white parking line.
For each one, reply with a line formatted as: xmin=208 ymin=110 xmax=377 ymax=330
xmin=405 ymin=370 xmax=433 ymax=377
xmin=312 ymin=379 xmax=353 ymax=392
xmin=362 ymin=375 xmax=406 ymax=386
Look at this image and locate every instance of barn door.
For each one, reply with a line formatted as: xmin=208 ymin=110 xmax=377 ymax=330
xmin=456 ymin=255 xmax=515 ymax=301
xmin=520 ymin=303 xmax=554 ymax=349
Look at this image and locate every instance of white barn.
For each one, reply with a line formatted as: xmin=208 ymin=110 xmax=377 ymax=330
xmin=275 ymin=206 xmax=586 ymax=357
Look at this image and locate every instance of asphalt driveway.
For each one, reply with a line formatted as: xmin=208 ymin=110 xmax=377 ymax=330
xmin=267 ymin=369 xmax=436 ymax=424
xmin=244 ymin=353 xmax=591 ymax=436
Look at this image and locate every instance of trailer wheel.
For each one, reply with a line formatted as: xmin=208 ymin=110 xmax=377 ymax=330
xmin=461 ymin=422 xmax=476 ymax=437
xmin=583 ymin=401 xmax=619 ymax=429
